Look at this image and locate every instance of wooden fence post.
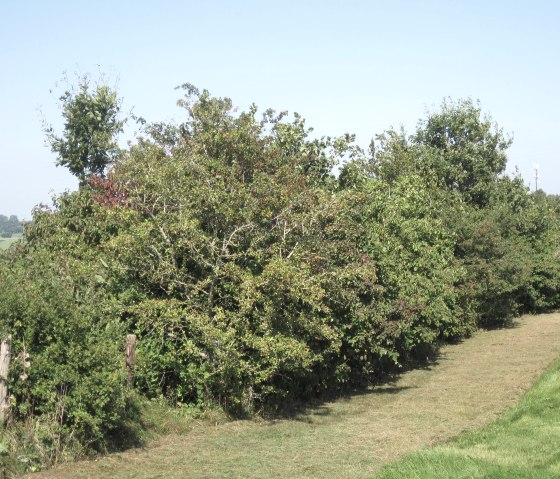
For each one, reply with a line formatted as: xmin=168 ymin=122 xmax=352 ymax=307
xmin=0 ymin=335 xmax=12 ymax=425
xmin=125 ymin=334 xmax=137 ymax=388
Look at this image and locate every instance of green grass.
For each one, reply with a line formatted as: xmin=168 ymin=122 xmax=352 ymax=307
xmin=0 ymin=234 xmax=22 ymax=250
xmin=373 ymin=354 xmax=560 ymax=479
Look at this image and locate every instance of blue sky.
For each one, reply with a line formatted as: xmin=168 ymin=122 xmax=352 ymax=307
xmin=2 ymin=0 xmax=559 ymax=219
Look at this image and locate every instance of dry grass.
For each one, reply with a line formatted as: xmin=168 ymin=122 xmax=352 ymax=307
xmin=28 ymin=312 xmax=560 ymax=479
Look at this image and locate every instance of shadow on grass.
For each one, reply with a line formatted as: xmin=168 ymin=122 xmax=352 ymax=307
xmin=105 ymin=317 xmax=540 ymax=449
xmin=104 ymin=397 xmax=146 ymax=453
xmin=103 ymin=394 xmax=201 ymax=454
xmin=479 ymin=317 xmax=521 ymax=331
xmin=260 ymin=345 xmax=447 ymax=422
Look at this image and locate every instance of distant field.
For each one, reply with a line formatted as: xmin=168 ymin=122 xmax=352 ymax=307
xmin=0 ymin=234 xmax=22 ymax=250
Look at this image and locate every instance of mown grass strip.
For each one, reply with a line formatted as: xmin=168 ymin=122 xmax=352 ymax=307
xmin=373 ymin=354 xmax=560 ymax=479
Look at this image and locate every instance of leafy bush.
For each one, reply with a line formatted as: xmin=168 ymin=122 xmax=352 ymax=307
xmin=0 ymin=248 xmax=132 ymax=461
xmin=1 ymin=85 xmax=559 ymax=471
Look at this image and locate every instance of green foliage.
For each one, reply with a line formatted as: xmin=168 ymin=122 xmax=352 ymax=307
xmin=447 ymin=176 xmax=560 ymax=326
xmin=2 ymin=81 xmax=560 ymax=471
xmin=413 ymin=98 xmax=512 ymax=207
xmin=98 ymin=88 xmax=365 ymax=409
xmin=44 ymin=76 xmax=124 ymax=183
xmin=94 ymin=89 xmax=473 ymax=410
xmin=371 ymin=100 xmax=559 ymax=328
xmin=372 ymin=98 xmax=512 ymax=208
xmin=0 ymin=215 xmax=133 ymax=466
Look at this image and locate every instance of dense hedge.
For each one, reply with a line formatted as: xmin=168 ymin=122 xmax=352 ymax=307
xmin=1 ymin=88 xmax=559 ymax=465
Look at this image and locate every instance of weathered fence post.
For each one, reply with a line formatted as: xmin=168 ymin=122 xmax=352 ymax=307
xmin=0 ymin=335 xmax=12 ymax=425
xmin=125 ymin=334 xmax=137 ymax=388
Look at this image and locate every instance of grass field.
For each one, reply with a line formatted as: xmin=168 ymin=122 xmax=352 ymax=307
xmin=374 ymin=352 xmax=560 ymax=478
xmin=0 ymin=234 xmax=22 ymax=250
xmin=28 ymin=313 xmax=560 ymax=479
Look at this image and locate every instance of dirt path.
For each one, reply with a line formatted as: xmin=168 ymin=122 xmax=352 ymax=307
xmin=30 ymin=313 xmax=560 ymax=479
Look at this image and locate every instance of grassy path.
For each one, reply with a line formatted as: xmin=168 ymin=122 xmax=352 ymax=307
xmin=375 ymin=353 xmax=560 ymax=478
xmin=30 ymin=313 xmax=560 ymax=479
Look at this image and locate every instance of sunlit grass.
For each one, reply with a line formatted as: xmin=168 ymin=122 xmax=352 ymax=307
xmin=373 ymin=354 xmax=560 ymax=479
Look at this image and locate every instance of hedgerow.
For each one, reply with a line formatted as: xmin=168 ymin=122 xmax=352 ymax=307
xmin=0 ymin=84 xmax=558 ymax=471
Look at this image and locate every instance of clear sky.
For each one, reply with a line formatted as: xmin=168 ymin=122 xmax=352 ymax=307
xmin=2 ymin=0 xmax=559 ymax=219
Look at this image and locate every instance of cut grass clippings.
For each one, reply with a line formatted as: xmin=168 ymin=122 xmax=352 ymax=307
xmin=374 ymin=353 xmax=560 ymax=479
xmin=28 ymin=313 xmax=560 ymax=479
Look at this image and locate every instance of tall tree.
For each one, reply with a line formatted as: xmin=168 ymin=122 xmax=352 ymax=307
xmin=370 ymin=99 xmax=512 ymax=208
xmin=413 ymin=98 xmax=512 ymax=207
xmin=0 ymin=214 xmax=22 ymax=238
xmin=44 ymin=76 xmax=124 ymax=183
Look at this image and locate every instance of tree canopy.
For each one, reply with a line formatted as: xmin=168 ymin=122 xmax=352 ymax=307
xmin=371 ymin=98 xmax=512 ymax=207
xmin=0 ymin=214 xmax=22 ymax=238
xmin=44 ymin=76 xmax=124 ymax=183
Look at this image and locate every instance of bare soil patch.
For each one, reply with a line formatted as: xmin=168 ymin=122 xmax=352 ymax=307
xmin=29 ymin=313 xmax=560 ymax=479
